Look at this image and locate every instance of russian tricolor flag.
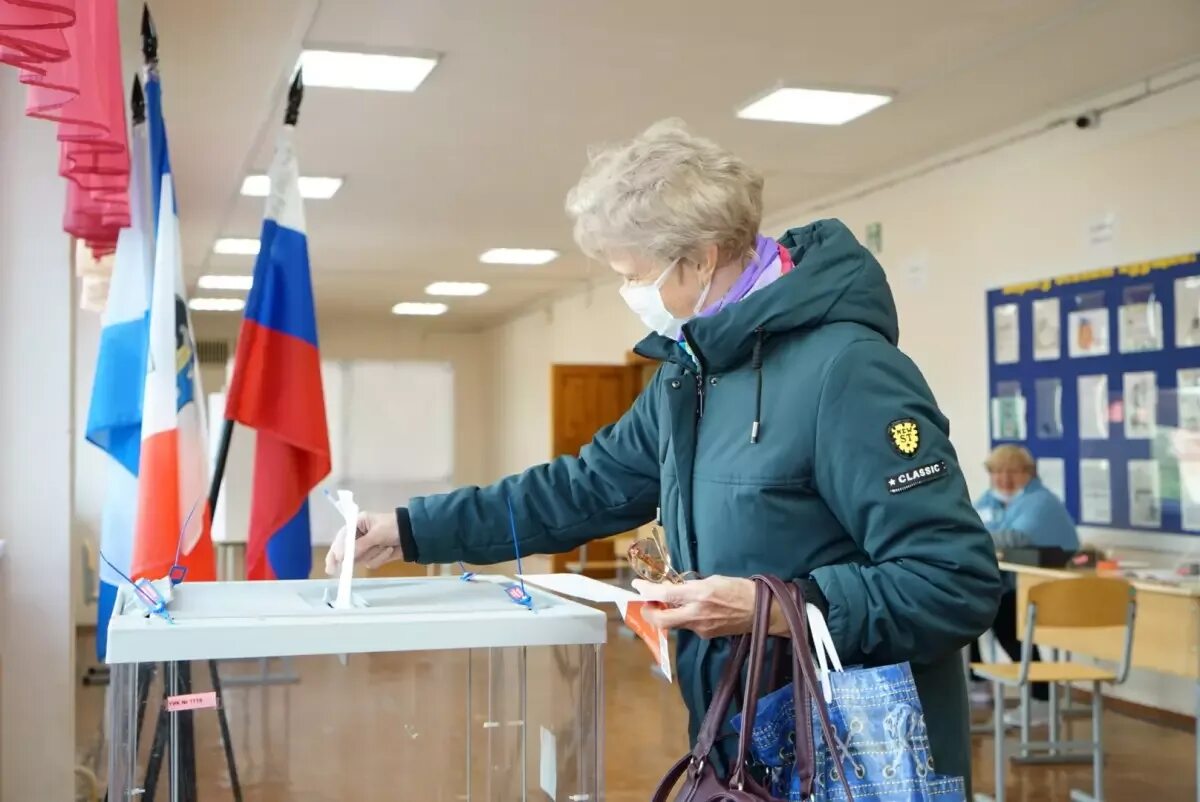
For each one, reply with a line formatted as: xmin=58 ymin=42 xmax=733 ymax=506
xmin=131 ymin=66 xmax=216 ymax=583
xmin=225 ymin=124 xmax=331 ymax=580
xmin=85 ymin=87 xmax=153 ymax=660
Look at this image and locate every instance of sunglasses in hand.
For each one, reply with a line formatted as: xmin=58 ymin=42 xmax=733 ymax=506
xmin=627 ymin=525 xmax=697 ymax=585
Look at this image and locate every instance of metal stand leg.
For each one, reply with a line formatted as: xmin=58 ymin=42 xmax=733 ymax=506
xmin=1093 ymin=682 xmax=1104 ymax=801
xmin=1049 ymin=681 xmax=1060 ymax=756
xmin=1019 ymin=682 xmax=1031 ymax=758
xmin=994 ymin=679 xmax=1005 ymax=802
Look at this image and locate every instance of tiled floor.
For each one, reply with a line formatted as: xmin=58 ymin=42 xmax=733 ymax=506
xmin=76 ymin=624 xmax=1196 ymax=801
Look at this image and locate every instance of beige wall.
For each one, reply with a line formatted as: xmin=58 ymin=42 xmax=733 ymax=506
xmin=487 ymin=287 xmax=646 ymax=477
xmin=480 ymin=67 xmax=1200 ymax=714
xmin=0 ymin=75 xmax=77 ymax=800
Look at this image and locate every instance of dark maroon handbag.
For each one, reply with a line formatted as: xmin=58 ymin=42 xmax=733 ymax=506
xmin=652 ymin=575 xmax=854 ymax=802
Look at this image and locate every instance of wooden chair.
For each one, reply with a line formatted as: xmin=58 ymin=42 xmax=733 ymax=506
xmin=971 ymin=576 xmax=1136 ymax=802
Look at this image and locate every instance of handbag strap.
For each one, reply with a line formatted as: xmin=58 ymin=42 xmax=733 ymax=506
xmin=757 ymin=575 xmax=856 ymax=802
xmin=728 ymin=577 xmax=812 ymax=799
xmin=692 ymin=630 xmax=752 ymax=760
xmin=729 ymin=581 xmax=774 ymax=784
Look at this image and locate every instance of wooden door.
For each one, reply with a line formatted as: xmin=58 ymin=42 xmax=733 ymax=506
xmin=550 ymin=364 xmax=641 ymax=573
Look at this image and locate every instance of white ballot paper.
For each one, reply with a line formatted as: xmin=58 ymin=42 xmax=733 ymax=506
xmin=331 ymin=490 xmax=360 ymax=609
xmin=519 ymin=573 xmax=672 ymax=681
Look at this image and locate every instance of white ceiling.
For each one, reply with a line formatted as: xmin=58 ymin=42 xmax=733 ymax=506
xmin=145 ymin=0 xmax=1200 ymax=331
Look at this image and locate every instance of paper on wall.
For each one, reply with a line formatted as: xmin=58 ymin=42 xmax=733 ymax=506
xmin=1032 ymin=298 xmax=1061 ymax=362
xmin=1067 ymin=307 xmax=1110 ymax=358
xmin=1077 ymin=375 xmax=1109 ymax=440
xmin=1127 ymin=459 xmax=1161 ymax=529
xmin=1036 ymin=458 xmax=1066 ymax=502
xmin=1079 ymin=459 xmax=1112 ymax=524
xmin=1119 ymin=300 xmax=1163 ymax=353
xmin=990 ymin=395 xmax=1026 ymax=440
xmin=1178 ymin=369 xmax=1200 ymax=432
xmin=519 ymin=573 xmax=672 ymax=681
xmin=992 ymin=304 xmax=1020 ymax=365
xmin=1175 ymin=277 xmax=1200 ymax=348
xmin=1123 ymin=372 xmax=1157 ymax=440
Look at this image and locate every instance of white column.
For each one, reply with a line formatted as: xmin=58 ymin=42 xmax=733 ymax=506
xmin=0 ymin=74 xmax=77 ymax=799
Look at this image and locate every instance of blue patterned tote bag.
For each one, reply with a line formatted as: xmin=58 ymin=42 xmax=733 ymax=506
xmin=730 ymin=579 xmax=967 ymax=801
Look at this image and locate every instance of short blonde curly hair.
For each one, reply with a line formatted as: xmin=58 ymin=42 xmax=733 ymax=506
xmin=564 ymin=119 xmax=764 ymax=267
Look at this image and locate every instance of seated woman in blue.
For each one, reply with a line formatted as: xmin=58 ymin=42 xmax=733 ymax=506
xmin=970 ymin=445 xmax=1080 ymax=722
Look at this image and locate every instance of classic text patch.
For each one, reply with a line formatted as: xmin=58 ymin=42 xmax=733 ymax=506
xmin=887 ymin=418 xmax=920 ymax=459
xmin=886 ymin=460 xmax=948 ymax=494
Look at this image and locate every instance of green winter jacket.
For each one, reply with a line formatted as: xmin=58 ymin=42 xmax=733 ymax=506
xmin=398 ymin=218 xmax=1001 ymax=788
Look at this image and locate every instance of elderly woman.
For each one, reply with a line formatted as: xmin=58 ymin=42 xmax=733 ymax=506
xmin=327 ymin=120 xmax=1001 ymax=787
xmin=971 ymin=444 xmax=1079 ymax=719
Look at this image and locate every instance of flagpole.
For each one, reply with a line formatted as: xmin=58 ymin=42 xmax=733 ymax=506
xmin=206 ymin=70 xmax=304 ymax=522
xmin=131 ymin=7 xmax=244 ymax=802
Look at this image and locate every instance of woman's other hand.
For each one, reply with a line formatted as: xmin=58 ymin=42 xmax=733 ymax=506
xmin=324 ymin=511 xmax=401 ymax=576
xmin=632 ymin=575 xmax=761 ymax=638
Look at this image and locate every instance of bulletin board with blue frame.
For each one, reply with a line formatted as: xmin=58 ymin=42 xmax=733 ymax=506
xmin=986 ymin=250 xmax=1200 ymax=536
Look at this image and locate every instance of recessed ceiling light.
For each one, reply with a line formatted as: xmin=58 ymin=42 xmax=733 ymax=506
xmin=425 ymin=281 xmax=489 ymax=297
xmin=391 ymin=302 xmax=448 ymax=316
xmin=479 ymin=248 xmax=558 ymax=265
xmin=213 ymin=238 xmax=260 ymax=256
xmin=300 ymin=49 xmax=438 ymax=92
xmin=198 ymin=274 xmax=253 ymax=291
xmin=240 ymin=175 xmax=344 ymax=199
xmin=189 ymin=297 xmax=246 ymax=312
xmin=737 ymin=87 xmax=892 ymax=125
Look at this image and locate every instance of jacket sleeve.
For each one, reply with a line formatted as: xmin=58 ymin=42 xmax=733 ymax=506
xmin=401 ymin=374 xmax=662 ymax=565
xmin=810 ymin=340 xmax=1002 ymax=666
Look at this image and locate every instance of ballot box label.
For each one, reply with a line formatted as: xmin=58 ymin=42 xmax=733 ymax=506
xmin=166 ymin=692 xmax=218 ymax=712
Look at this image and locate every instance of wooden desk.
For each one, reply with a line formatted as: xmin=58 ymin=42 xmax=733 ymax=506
xmin=1001 ymin=561 xmax=1200 ymax=800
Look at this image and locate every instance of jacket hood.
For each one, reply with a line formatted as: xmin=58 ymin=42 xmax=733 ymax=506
xmin=635 ymin=218 xmax=899 ymax=373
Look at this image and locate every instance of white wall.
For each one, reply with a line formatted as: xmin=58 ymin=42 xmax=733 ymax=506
xmin=0 ymin=74 xmax=77 ymax=800
xmin=482 ymin=67 xmax=1200 ymax=714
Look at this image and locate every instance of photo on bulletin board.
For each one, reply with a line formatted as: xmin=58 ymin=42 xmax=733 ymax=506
xmin=1123 ymin=371 xmax=1157 ymax=439
xmin=1067 ymin=291 xmax=1109 ymax=358
xmin=1077 ymin=374 xmax=1109 ymax=440
xmin=1032 ymin=297 xmax=1061 ymax=361
xmin=990 ymin=380 xmax=1025 ymax=440
xmin=992 ymin=303 xmax=1019 ymax=365
xmin=1127 ymin=459 xmax=1162 ymax=529
xmin=1037 ymin=457 xmax=1066 ymax=502
xmin=1079 ymin=458 xmax=1112 ymax=524
xmin=1118 ymin=285 xmax=1163 ymax=353
xmin=1176 ymin=276 xmax=1200 ymax=348
xmin=1034 ymin=378 xmax=1063 ymax=438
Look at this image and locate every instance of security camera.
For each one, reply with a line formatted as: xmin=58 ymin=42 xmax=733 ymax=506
xmin=1075 ymin=110 xmax=1101 ymax=130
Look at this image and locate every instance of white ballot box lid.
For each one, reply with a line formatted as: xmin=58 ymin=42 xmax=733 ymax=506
xmin=105 ymin=576 xmax=607 ymax=664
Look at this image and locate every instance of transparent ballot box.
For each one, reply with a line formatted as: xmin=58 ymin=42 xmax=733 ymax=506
xmin=105 ymin=576 xmax=606 ymax=801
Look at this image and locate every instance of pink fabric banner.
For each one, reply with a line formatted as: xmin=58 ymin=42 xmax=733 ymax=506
xmin=0 ymin=0 xmax=130 ymax=257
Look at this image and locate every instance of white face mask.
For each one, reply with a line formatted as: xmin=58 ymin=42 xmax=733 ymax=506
xmin=619 ymin=260 xmax=713 ymax=338
xmin=991 ymin=490 xmax=1014 ymax=504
